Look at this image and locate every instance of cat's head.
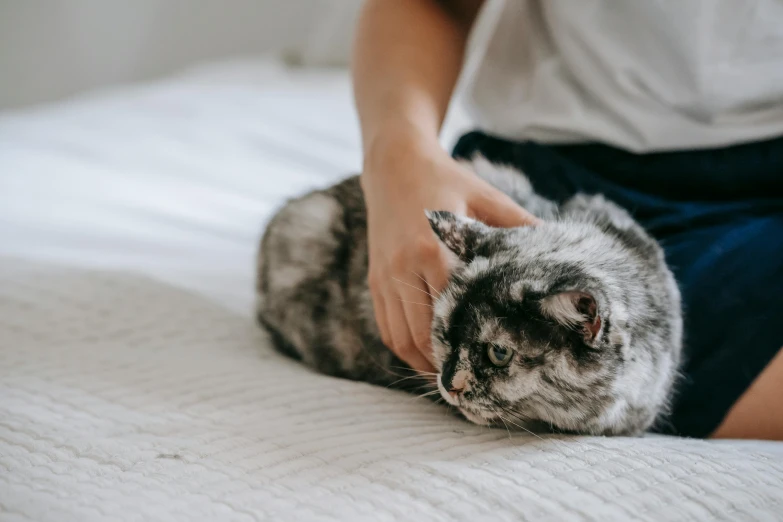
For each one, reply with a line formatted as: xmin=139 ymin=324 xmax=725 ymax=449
xmin=425 ymin=210 xmax=638 ymax=435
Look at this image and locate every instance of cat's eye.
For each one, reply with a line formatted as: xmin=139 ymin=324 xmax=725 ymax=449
xmin=487 ymin=344 xmax=514 ymax=367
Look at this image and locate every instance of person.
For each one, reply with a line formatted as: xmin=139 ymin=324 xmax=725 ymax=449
xmin=352 ymin=0 xmax=783 ymax=440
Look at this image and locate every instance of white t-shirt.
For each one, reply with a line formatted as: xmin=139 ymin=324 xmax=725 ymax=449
xmin=463 ymin=0 xmax=783 ymax=152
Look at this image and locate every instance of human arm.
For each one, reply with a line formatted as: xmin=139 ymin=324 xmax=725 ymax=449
xmin=353 ymin=0 xmax=539 ymax=372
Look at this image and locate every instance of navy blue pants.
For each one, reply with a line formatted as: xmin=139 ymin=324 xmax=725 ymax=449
xmin=453 ymin=131 xmax=783 ymax=438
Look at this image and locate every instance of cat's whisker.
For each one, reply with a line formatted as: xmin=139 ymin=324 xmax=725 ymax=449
xmin=415 ymin=372 xmax=439 ymax=382
xmin=385 ymin=367 xmax=439 ymax=389
xmin=363 ymin=352 xmax=408 ymax=379
xmin=411 ymin=271 xmax=442 ymax=298
xmin=500 ymin=407 xmax=592 ymax=453
xmin=396 ymin=298 xmax=433 ymax=308
xmin=399 ymin=379 xmax=438 ymax=394
xmin=499 ymin=418 xmax=514 ymax=440
xmin=489 ymin=407 xmax=513 ymax=440
xmin=409 ymin=388 xmax=442 ymax=402
xmin=386 ymin=373 xmax=431 ymax=388
xmin=495 ymin=409 xmax=547 ymax=442
xmin=411 ymin=384 xmax=439 ymax=395
xmin=392 ymin=277 xmax=435 ymax=299
xmin=389 ymin=366 xmax=438 ymax=377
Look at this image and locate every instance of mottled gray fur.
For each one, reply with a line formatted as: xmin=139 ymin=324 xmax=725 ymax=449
xmin=257 ymin=155 xmax=682 ymax=436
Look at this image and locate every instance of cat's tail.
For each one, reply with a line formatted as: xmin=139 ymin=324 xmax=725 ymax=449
xmin=460 ymin=154 xmax=559 ymax=220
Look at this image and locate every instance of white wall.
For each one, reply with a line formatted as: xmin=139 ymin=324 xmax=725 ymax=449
xmin=0 ymin=0 xmax=361 ymax=110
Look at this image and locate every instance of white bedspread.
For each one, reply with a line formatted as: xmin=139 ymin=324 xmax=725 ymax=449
xmin=1 ymin=59 xmax=782 ymax=521
xmin=0 ymin=59 xmax=471 ymax=314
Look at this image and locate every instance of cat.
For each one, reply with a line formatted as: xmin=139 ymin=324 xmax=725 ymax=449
xmin=256 ymin=155 xmax=683 ymax=436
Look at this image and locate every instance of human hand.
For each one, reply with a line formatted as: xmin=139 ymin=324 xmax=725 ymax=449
xmin=361 ymin=137 xmax=539 ymax=373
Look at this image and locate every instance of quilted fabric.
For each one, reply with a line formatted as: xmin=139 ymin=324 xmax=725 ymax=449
xmin=2 ymin=261 xmax=782 ymax=521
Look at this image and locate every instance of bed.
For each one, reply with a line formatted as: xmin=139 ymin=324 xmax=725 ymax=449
xmin=1 ymin=59 xmax=782 ymax=521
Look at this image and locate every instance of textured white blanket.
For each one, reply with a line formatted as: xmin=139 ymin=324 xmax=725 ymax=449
xmin=2 ymin=262 xmax=782 ymax=521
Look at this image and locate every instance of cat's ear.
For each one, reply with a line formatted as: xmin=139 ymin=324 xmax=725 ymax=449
xmin=540 ymin=291 xmax=602 ymax=343
xmin=425 ymin=210 xmax=489 ymax=261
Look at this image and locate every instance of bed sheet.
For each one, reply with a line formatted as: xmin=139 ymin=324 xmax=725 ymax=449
xmin=1 ymin=260 xmax=782 ymax=521
xmin=0 ymin=59 xmax=351 ymax=314
xmin=1 ymin=59 xmax=782 ymax=521
xmin=0 ymin=59 xmax=471 ymax=315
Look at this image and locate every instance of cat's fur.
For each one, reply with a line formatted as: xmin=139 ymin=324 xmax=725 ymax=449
xmin=257 ymin=156 xmax=683 ymax=436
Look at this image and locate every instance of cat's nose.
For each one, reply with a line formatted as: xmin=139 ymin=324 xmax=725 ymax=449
xmin=445 ymin=370 xmax=468 ymax=398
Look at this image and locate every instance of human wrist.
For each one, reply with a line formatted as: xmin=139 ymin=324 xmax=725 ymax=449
xmin=361 ymin=119 xmax=444 ymax=175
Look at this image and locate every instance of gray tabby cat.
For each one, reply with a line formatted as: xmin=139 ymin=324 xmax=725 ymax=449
xmin=257 ymin=156 xmax=682 ymax=436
